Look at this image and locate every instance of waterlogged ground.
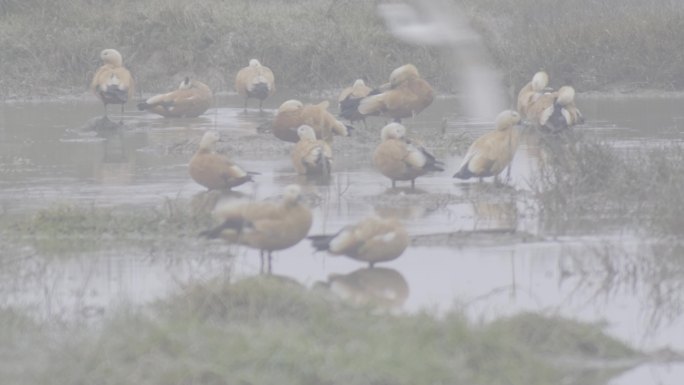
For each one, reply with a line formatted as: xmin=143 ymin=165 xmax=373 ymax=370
xmin=2 ymin=91 xmax=684 ymax=384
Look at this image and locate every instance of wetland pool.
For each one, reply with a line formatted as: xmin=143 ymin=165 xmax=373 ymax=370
xmin=1 ymin=91 xmax=684 ymax=384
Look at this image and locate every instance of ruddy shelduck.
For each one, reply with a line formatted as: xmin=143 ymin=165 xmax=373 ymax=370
xmin=189 ymin=131 xmax=256 ymax=190
xmin=272 ymin=99 xmax=352 ymax=143
xmin=357 ymin=64 xmax=434 ymax=122
xmin=552 ymin=85 xmax=584 ymax=128
xmin=291 ymin=125 xmax=333 ymax=178
xmin=90 ymin=49 xmax=134 ymax=121
xmin=527 ymin=85 xmax=584 ymax=132
xmin=338 ymin=79 xmax=372 ymax=126
xmin=235 ymin=59 xmax=275 ymax=111
xmin=516 ymin=71 xmax=549 ymax=117
xmin=373 ymin=123 xmax=444 ymax=188
xmin=137 ymin=77 xmax=213 ymax=118
xmin=201 ymin=184 xmax=313 ymax=272
xmin=453 ymin=110 xmax=522 ymax=182
xmin=309 ymin=215 xmax=409 ymax=267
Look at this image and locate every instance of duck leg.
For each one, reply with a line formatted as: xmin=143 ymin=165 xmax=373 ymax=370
xmin=267 ymin=251 xmax=273 ymax=274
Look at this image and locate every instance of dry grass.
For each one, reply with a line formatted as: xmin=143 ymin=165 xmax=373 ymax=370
xmin=4 ymin=0 xmax=682 ymax=99
xmin=0 ymin=0 xmax=448 ymax=99
xmin=458 ymin=0 xmax=684 ymax=92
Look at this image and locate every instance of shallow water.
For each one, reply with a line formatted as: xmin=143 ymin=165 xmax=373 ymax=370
xmin=2 ymin=92 xmax=684 ymax=383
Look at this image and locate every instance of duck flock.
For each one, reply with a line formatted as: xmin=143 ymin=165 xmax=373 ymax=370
xmin=90 ymin=48 xmax=583 ymax=272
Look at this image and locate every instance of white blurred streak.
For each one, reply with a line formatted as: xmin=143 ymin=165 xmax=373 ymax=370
xmin=377 ymin=2 xmax=479 ymax=46
xmin=377 ymin=1 xmax=507 ymax=121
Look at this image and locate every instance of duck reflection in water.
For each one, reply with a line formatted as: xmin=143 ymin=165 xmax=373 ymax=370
xmin=464 ymin=183 xmax=518 ymax=232
xmin=317 ymin=267 xmax=409 ymax=310
xmin=90 ymin=129 xmax=136 ymax=185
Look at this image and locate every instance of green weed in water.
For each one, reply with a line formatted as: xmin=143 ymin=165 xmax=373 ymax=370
xmin=531 ymin=132 xmax=684 ymax=236
xmin=0 ymin=196 xmax=218 ymax=254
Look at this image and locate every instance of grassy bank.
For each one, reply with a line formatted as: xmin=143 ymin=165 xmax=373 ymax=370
xmin=0 ymin=277 xmax=637 ymax=385
xmin=2 ymin=0 xmax=683 ymax=99
xmin=458 ymin=0 xmax=684 ymax=92
xmin=0 ymin=0 xmax=446 ymax=99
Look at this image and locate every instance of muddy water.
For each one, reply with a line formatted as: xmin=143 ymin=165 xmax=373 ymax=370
xmin=2 ymin=92 xmax=684 ymax=383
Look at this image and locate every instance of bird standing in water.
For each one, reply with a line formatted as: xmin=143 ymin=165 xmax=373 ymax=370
xmin=373 ymin=122 xmax=444 ymax=189
xmin=291 ymin=125 xmax=333 ymax=179
xmin=201 ymin=185 xmax=313 ymax=273
xmin=453 ymin=110 xmax=522 ymax=183
xmin=308 ymin=215 xmax=409 ymax=268
xmin=355 ymin=64 xmax=434 ymax=123
xmin=189 ymin=131 xmax=256 ymax=191
xmin=235 ymin=59 xmax=275 ymax=112
xmin=91 ymin=48 xmax=134 ymax=123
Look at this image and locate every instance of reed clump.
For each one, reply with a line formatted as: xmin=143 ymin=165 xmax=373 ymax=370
xmin=532 ymin=133 xmax=684 ymax=236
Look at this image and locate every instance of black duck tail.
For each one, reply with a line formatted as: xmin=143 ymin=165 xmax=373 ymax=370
xmin=249 ymin=82 xmax=270 ymax=100
xmin=426 ymin=161 xmax=445 ymax=172
xmin=102 ymin=86 xmax=128 ymax=104
xmin=545 ymin=102 xmax=569 ymax=132
xmin=453 ymin=164 xmax=474 ymax=180
xmin=199 ymin=218 xmax=247 ymax=238
xmin=307 ymin=234 xmax=334 ymax=252
xmin=339 ymin=97 xmax=362 ymax=120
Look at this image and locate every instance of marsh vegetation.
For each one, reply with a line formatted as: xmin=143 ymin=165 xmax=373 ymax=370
xmin=459 ymin=0 xmax=684 ymax=91
xmin=530 ymin=133 xmax=684 ymax=236
xmin=2 ymin=0 xmax=684 ymax=98
xmin=2 ymin=1 xmax=684 ymax=384
xmin=0 ymin=278 xmax=639 ymax=385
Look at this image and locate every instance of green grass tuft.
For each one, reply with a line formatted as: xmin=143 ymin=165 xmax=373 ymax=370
xmin=2 ymin=277 xmax=640 ymax=385
xmin=0 ymin=197 xmax=217 ymax=254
